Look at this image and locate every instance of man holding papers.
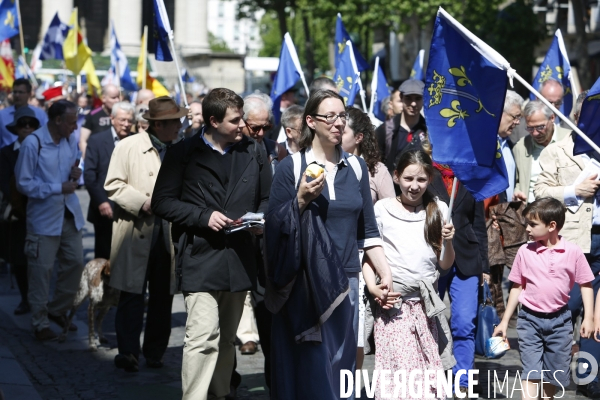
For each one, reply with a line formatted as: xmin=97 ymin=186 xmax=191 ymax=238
xmin=534 ymin=92 xmax=600 ymax=399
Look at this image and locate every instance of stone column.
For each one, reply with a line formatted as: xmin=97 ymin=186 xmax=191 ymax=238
xmin=108 ymin=0 xmax=142 ymax=56
xmin=174 ymin=0 xmax=210 ymax=56
xmin=41 ymin=0 xmax=72 ymax=38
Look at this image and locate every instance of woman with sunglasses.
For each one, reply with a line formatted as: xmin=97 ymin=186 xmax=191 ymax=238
xmin=265 ymin=89 xmax=395 ymax=399
xmin=0 ymin=106 xmax=40 ymax=315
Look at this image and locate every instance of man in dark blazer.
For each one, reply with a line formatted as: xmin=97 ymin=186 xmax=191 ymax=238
xmin=151 ymin=88 xmax=271 ymax=400
xmin=427 ymin=168 xmax=489 ymax=394
xmin=84 ymin=102 xmax=135 ymax=259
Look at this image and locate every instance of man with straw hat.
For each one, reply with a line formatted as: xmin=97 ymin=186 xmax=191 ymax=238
xmin=105 ymin=96 xmax=186 ymax=372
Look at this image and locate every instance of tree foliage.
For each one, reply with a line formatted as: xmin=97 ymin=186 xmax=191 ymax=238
xmin=208 ymin=32 xmax=235 ymax=54
xmin=242 ymin=0 xmax=547 ymax=90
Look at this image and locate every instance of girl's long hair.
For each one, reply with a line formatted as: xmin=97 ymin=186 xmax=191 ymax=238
xmin=395 ymin=150 xmax=443 ymax=257
xmin=346 ymin=107 xmax=380 ymax=177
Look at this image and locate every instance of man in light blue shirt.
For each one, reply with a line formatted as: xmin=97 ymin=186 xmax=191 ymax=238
xmin=15 ymin=100 xmax=84 ymax=341
xmin=0 ymin=78 xmax=48 ymax=149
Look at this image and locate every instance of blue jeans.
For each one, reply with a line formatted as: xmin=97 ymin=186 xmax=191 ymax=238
xmin=569 ymin=232 xmax=600 ymax=384
xmin=438 ymin=265 xmax=479 ymax=388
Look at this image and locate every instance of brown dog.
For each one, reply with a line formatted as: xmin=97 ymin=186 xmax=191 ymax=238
xmin=58 ymin=258 xmax=120 ymax=350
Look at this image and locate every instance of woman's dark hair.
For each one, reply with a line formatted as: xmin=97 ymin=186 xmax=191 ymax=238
xmin=48 ymin=100 xmax=77 ymax=120
xmin=395 ymin=150 xmax=443 ymax=257
xmin=299 ymin=89 xmax=345 ymax=149
xmin=346 ymin=108 xmax=380 ymax=177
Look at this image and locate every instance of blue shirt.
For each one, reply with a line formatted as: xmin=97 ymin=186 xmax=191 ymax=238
xmin=268 ymin=147 xmax=382 ymax=273
xmin=15 ymin=125 xmax=84 ymax=235
xmin=499 ymin=136 xmax=515 ymax=201
xmin=0 ymin=105 xmax=48 ymax=148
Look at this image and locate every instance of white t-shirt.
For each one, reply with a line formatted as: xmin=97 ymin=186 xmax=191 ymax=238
xmin=374 ymin=197 xmax=449 ymax=300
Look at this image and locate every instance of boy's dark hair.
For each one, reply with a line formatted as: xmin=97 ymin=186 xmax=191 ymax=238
xmin=202 ymin=88 xmax=243 ymax=124
xmin=522 ymin=197 xmax=566 ymax=230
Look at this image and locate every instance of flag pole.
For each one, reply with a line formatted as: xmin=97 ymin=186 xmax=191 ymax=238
xmin=510 ymin=70 xmax=600 ymax=155
xmin=16 ymin=0 xmax=25 ymax=58
xmin=142 ymin=25 xmax=148 ymax=90
xmin=347 ymin=40 xmax=366 ymax=111
xmin=369 ymin=57 xmax=380 ymax=115
xmin=284 ymin=33 xmax=309 ymax=97
xmin=440 ymin=177 xmax=458 ymax=261
xmin=167 ymin=35 xmax=188 ymax=107
xmin=356 ymin=77 xmax=367 ymax=113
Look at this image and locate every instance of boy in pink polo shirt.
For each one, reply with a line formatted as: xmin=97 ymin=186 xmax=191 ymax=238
xmin=494 ymin=197 xmax=594 ymax=400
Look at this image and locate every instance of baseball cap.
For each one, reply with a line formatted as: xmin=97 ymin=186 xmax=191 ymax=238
xmin=399 ymin=79 xmax=424 ymax=96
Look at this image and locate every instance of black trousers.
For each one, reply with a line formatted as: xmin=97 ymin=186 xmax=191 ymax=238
xmin=92 ymin=218 xmax=112 ymax=260
xmin=114 ymin=238 xmax=173 ymax=361
xmin=9 ymin=218 xmax=28 ymax=303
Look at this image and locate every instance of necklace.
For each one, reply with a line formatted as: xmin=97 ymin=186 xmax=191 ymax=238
xmin=396 ymin=196 xmax=423 ymax=212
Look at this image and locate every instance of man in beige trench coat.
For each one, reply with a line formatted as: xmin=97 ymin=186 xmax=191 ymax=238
xmin=104 ymin=97 xmax=185 ymax=372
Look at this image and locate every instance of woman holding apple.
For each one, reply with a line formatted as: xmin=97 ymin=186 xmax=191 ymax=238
xmin=265 ymin=89 xmax=394 ymax=399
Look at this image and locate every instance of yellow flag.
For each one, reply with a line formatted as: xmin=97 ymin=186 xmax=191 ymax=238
xmin=82 ymin=57 xmax=100 ymax=96
xmin=137 ymin=31 xmax=169 ymax=97
xmin=63 ymin=9 xmax=91 ymax=76
xmin=0 ymin=57 xmax=13 ymax=89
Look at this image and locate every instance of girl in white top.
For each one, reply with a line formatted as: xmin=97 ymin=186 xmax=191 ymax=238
xmin=363 ymin=149 xmax=455 ymax=400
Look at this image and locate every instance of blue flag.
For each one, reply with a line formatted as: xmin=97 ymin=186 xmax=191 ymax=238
xmin=39 ymin=13 xmax=69 ymax=61
xmin=530 ymin=29 xmax=573 ymax=117
xmin=270 ymin=33 xmax=304 ymax=125
xmin=153 ymin=0 xmax=173 ymax=61
xmin=371 ymin=59 xmax=390 ymax=121
xmin=410 ymin=50 xmax=425 ymax=81
xmin=334 ymin=40 xmax=360 ymax=106
xmin=110 ymin=24 xmax=137 ymax=91
xmin=424 ymin=8 xmax=510 ymax=201
xmin=573 ymin=77 xmax=600 ymax=156
xmin=182 ymin=68 xmax=195 ymax=83
xmin=335 ymin=14 xmax=369 ymax=73
xmin=0 ymin=0 xmax=18 ymax=42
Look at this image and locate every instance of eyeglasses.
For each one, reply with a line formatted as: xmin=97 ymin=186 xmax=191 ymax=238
xmin=17 ymin=118 xmax=39 ymax=128
xmin=504 ymin=111 xmax=521 ymax=122
xmin=525 ymin=120 xmax=549 ymax=133
xmin=312 ymin=113 xmax=348 ymax=124
xmin=549 ymin=100 xmax=563 ymax=108
xmin=245 ymin=122 xmax=273 ymax=134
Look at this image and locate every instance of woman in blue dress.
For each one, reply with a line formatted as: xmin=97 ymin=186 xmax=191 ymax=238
xmin=265 ymin=89 xmax=395 ymax=399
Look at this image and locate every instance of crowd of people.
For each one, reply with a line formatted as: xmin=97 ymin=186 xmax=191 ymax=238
xmin=0 ymin=72 xmax=599 ymax=400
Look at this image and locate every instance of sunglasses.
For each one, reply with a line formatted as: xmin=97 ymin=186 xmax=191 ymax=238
xmin=245 ymin=122 xmax=273 ymax=134
xmin=17 ymin=118 xmax=39 ymax=129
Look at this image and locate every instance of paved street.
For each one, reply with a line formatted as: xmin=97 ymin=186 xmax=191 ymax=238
xmin=0 ymin=189 xmax=594 ymax=399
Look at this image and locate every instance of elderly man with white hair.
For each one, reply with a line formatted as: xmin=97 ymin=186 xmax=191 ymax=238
xmin=512 ymin=99 xmax=570 ymax=203
xmin=242 ymin=93 xmax=287 ymax=172
xmin=84 ymin=101 xmax=135 ymax=260
xmin=498 ymin=90 xmax=524 ymax=203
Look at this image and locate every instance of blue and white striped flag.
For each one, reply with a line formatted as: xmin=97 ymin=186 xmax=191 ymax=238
xmin=39 ymin=12 xmax=69 ymax=61
xmin=109 ymin=23 xmax=137 ymax=91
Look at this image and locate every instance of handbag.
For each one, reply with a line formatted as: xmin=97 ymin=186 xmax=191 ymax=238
xmin=475 ymin=280 xmax=500 ymax=356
